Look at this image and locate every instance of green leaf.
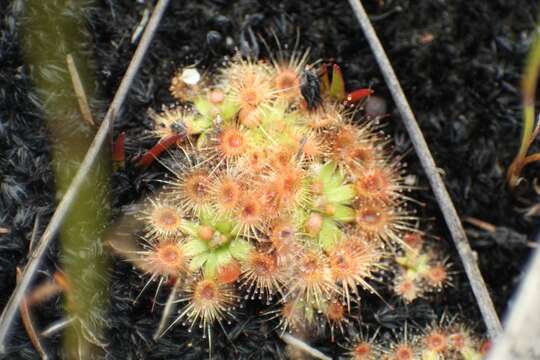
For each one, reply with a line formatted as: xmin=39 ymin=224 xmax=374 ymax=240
xmin=415 ymin=254 xmax=431 ymax=276
xmin=319 ymin=218 xmax=343 ymax=251
xmin=262 ymin=104 xmax=285 ymax=127
xmin=183 ymin=238 xmax=208 ymax=257
xmin=508 ymin=16 xmax=540 ymax=189
xmin=203 ymin=252 xmax=218 ymax=278
xmin=405 ymin=268 xmax=420 ymax=280
xmin=461 ymin=348 xmax=482 ymax=360
xmin=317 ymin=162 xmax=336 ymax=185
xmin=421 ymin=350 xmax=440 ymax=360
xmin=325 ymin=168 xmax=346 ymax=189
xmin=324 ymin=184 xmax=356 ymax=205
xmin=221 ymin=97 xmax=239 ymax=121
xmin=199 ymin=207 xmax=216 ymax=225
xmin=215 ymin=247 xmax=233 ymax=266
xmin=189 ymin=116 xmax=212 ymax=134
xmin=520 ymin=26 xmax=540 ymax=158
xmin=194 ymin=96 xmax=211 ymax=116
xmin=229 ymin=238 xmax=252 ymax=260
xmin=214 ymin=217 xmax=234 ymax=236
xmin=320 ymin=65 xmax=330 ymax=95
xmin=189 ymin=253 xmax=209 ymax=271
xmin=330 ymin=64 xmax=346 ymax=101
xmin=180 ymin=220 xmax=199 ymax=237
xmin=332 ymin=204 xmax=356 ymax=222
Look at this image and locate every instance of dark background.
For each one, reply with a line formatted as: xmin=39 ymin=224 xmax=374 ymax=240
xmin=1 ymin=0 xmax=539 ymax=358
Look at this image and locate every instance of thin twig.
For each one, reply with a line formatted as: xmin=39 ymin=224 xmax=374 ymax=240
xmin=26 ymin=281 xmax=62 ymax=307
xmin=464 ymin=216 xmax=497 ymax=234
xmin=348 ymin=0 xmax=502 ymax=338
xmin=66 ymin=54 xmax=95 ymax=127
xmin=16 ymin=268 xmax=48 ymax=360
xmin=0 ymin=0 xmax=171 ymax=351
xmin=131 ymin=8 xmax=150 ymax=44
xmin=41 ymin=317 xmax=76 ymax=338
xmin=153 ymin=278 xmax=181 ymax=340
xmin=28 ymin=215 xmax=40 ymax=254
xmin=279 ymin=333 xmax=332 ymax=360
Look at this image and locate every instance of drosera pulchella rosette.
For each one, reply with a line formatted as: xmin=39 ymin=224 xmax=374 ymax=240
xmin=344 ymin=319 xmax=489 ymax=360
xmin=105 ymin=199 xmax=190 ymax=306
xmin=141 ymin=55 xmax=415 ymax=334
xmin=344 ymin=329 xmax=382 ymax=360
xmin=392 ymin=232 xmax=454 ymax=303
xmin=319 ymin=297 xmax=351 ymax=341
xmin=239 ymin=248 xmax=286 ymax=302
xmin=130 ymin=235 xmax=189 ymax=305
xmin=162 ymin=273 xmax=239 ymax=339
xmin=327 ymin=235 xmax=383 ymax=309
xmin=137 ymin=196 xmax=184 ymax=239
xmin=107 ymin=46 xmax=487 ymax=355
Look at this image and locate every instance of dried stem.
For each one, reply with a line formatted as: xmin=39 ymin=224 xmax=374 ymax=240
xmin=16 ymin=268 xmax=48 ymax=360
xmin=0 ymin=0 xmax=171 ymax=351
xmin=28 ymin=215 xmax=40 ymax=254
xmin=66 ymin=54 xmax=95 ymax=127
xmin=131 ymin=8 xmax=151 ymax=44
xmin=153 ymin=278 xmax=182 ymax=340
xmin=464 ymin=216 xmax=497 ymax=234
xmin=279 ymin=333 xmax=331 ymax=360
xmin=348 ymin=0 xmax=502 ymax=338
xmin=41 ymin=317 xmax=76 ymax=338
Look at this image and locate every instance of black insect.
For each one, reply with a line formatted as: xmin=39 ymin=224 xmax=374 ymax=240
xmin=300 ymin=69 xmax=322 ymax=110
xmin=170 ymin=121 xmax=186 ymax=135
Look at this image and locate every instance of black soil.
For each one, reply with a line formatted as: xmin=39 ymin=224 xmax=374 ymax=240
xmin=1 ymin=0 xmax=540 ymax=359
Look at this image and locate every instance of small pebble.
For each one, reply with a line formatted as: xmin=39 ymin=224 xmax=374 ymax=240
xmin=365 ymin=96 xmax=387 ymax=117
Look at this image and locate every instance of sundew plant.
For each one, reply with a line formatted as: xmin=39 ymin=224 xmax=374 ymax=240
xmin=108 ymin=49 xmax=487 ymax=359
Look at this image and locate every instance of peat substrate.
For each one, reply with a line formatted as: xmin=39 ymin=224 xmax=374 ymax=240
xmin=1 ymin=0 xmax=540 ymax=358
